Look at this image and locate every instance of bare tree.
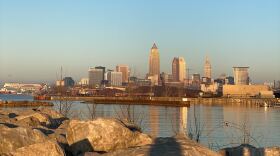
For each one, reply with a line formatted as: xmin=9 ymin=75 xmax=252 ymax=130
xmin=86 ymin=102 xmax=97 ymax=120
xmin=202 ymin=121 xmax=262 ymax=150
xmin=188 ymin=104 xmax=205 ymax=142
xmin=114 ymin=105 xmax=146 ymax=132
xmin=57 ymin=95 xmax=74 ymax=118
xmin=56 ymin=66 xmax=74 ymax=118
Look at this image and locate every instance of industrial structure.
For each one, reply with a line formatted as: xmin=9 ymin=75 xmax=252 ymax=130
xmin=233 ymin=67 xmax=249 ymax=85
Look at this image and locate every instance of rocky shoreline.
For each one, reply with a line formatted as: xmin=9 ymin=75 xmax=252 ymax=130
xmin=0 ymin=101 xmax=53 ymax=107
xmin=0 ymin=108 xmax=279 ymax=156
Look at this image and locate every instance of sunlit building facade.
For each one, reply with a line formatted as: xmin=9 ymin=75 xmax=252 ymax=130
xmin=107 ymin=71 xmax=122 ymax=87
xmin=88 ymin=68 xmax=104 ymax=88
xmin=204 ymin=56 xmax=212 ymax=79
xmin=148 ymin=43 xmax=160 ymax=82
xmin=233 ymin=67 xmax=249 ymax=85
xmin=172 ymin=57 xmax=186 ymax=82
xmin=116 ymin=65 xmax=129 ymax=84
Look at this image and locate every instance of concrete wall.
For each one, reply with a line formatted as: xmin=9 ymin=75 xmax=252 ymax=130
xmin=223 ymin=84 xmax=271 ymax=97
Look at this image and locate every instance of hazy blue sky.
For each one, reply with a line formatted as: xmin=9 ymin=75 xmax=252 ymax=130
xmin=0 ymin=0 xmax=279 ymax=84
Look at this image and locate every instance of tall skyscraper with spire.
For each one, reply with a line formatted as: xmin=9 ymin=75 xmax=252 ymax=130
xmin=149 ymin=43 xmax=160 ymax=78
xmin=172 ymin=57 xmax=186 ymax=82
xmin=204 ymin=56 xmax=212 ymax=78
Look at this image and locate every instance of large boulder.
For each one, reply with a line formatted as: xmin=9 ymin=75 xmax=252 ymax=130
xmin=66 ymin=118 xmax=152 ymax=155
xmin=263 ymin=147 xmax=280 ymax=156
xmin=14 ymin=107 xmax=67 ymax=128
xmin=48 ymin=120 xmax=71 ymax=155
xmin=219 ymin=144 xmax=258 ymax=156
xmin=8 ymin=140 xmax=65 ymax=156
xmin=16 ymin=115 xmax=42 ymax=128
xmin=84 ymin=135 xmax=221 ymax=156
xmin=36 ymin=107 xmax=66 ymax=119
xmin=15 ymin=112 xmax=55 ymax=127
xmin=0 ymin=124 xmax=47 ymax=154
xmin=219 ymin=144 xmax=280 ymax=156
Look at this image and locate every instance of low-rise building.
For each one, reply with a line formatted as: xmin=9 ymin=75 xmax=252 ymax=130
xmin=2 ymin=83 xmax=43 ymax=93
xmin=201 ymin=83 xmax=219 ymax=94
xmin=78 ymin=78 xmax=89 ymax=86
xmin=223 ymin=84 xmax=273 ymax=98
xmin=147 ymin=74 xmax=159 ymax=86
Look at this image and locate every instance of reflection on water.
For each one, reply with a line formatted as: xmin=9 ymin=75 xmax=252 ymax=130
xmin=1 ymin=94 xmax=280 ymax=150
xmin=0 ymin=94 xmax=33 ymax=101
xmin=179 ymin=107 xmax=187 ymax=135
xmin=149 ymin=106 xmax=159 ymax=137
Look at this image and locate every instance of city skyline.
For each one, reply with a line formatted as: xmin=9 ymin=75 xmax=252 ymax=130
xmin=0 ymin=0 xmax=279 ymax=84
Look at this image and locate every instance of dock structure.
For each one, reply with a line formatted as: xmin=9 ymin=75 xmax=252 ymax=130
xmin=187 ymin=97 xmax=278 ymax=107
xmin=0 ymin=101 xmax=53 ymax=107
xmin=50 ymin=96 xmax=278 ymax=107
xmin=51 ymin=96 xmax=190 ymax=107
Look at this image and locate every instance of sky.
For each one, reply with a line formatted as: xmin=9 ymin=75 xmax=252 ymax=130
xmin=0 ymin=0 xmax=280 ymax=84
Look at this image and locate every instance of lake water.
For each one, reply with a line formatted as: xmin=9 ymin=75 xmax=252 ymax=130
xmin=1 ymin=94 xmax=280 ymax=150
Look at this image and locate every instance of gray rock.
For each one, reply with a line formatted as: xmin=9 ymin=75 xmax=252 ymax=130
xmin=36 ymin=107 xmax=65 ymax=119
xmin=0 ymin=124 xmax=47 ymax=154
xmin=219 ymin=144 xmax=280 ymax=156
xmin=14 ymin=107 xmax=67 ymax=128
xmin=16 ymin=116 xmax=42 ymax=127
xmin=263 ymin=147 xmax=280 ymax=156
xmin=219 ymin=144 xmax=258 ymax=156
xmin=66 ymin=118 xmax=152 ymax=155
xmin=8 ymin=140 xmax=65 ymax=156
xmin=85 ymin=135 xmax=221 ymax=156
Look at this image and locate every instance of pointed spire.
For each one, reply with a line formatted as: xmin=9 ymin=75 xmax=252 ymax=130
xmin=151 ymin=43 xmax=158 ymax=49
xmin=205 ymin=56 xmax=210 ymax=64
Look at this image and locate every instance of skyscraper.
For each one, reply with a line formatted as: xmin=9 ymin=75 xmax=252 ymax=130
xmin=95 ymin=66 xmax=106 ymax=80
xmin=204 ymin=56 xmax=212 ymax=79
xmin=149 ymin=43 xmax=160 ymax=79
xmin=172 ymin=57 xmax=186 ymax=82
xmin=107 ymin=71 xmax=122 ymax=86
xmin=233 ymin=67 xmax=249 ymax=85
xmin=88 ymin=68 xmax=104 ymax=88
xmin=116 ymin=65 xmax=129 ymax=83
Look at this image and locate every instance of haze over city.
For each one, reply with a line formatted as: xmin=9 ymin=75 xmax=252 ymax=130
xmin=2 ymin=1 xmax=280 ymax=155
xmin=1 ymin=0 xmax=280 ymax=84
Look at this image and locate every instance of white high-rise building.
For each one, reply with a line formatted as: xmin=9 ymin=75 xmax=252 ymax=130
xmin=107 ymin=71 xmax=122 ymax=87
xmin=204 ymin=56 xmax=212 ymax=79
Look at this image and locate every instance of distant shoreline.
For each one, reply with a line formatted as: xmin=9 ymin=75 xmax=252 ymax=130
xmin=50 ymin=96 xmax=278 ymax=107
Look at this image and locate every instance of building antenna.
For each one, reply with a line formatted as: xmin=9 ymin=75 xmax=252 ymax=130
xmin=60 ymin=66 xmax=63 ymax=81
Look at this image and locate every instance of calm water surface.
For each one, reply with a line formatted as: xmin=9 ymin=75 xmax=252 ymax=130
xmin=1 ymin=94 xmax=280 ymax=150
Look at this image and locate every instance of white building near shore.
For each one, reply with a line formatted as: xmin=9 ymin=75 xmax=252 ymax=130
xmin=2 ymin=83 xmax=43 ymax=93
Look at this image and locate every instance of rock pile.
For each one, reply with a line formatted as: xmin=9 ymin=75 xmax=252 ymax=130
xmin=3 ymin=107 xmax=262 ymax=156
